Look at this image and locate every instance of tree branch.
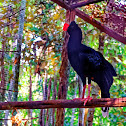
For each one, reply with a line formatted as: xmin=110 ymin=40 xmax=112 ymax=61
xmin=0 ymin=51 xmax=18 ymax=52
xmin=70 ymin=0 xmax=105 ymax=9
xmin=0 ymin=98 xmax=125 ymax=110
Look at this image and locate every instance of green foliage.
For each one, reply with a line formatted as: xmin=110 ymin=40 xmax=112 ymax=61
xmin=0 ymin=0 xmax=125 ymax=125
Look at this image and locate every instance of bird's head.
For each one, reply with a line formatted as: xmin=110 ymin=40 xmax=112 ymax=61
xmin=63 ymin=21 xmax=81 ymax=35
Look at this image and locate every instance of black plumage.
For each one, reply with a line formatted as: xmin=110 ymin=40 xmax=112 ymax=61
xmin=66 ymin=21 xmax=117 ymax=117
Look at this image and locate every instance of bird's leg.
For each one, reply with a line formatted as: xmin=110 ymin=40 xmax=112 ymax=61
xmin=73 ymin=84 xmax=92 ymax=105
xmin=82 ymin=84 xmax=86 ymax=99
xmin=87 ymin=83 xmax=91 ymax=98
xmin=73 ymin=77 xmax=92 ymax=105
xmin=83 ymin=83 xmax=92 ymax=105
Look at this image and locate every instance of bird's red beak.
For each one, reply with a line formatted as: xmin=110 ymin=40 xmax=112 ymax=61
xmin=63 ymin=23 xmax=69 ymax=31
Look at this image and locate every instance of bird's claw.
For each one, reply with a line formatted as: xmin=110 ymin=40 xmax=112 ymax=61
xmin=83 ymin=96 xmax=92 ymax=106
xmin=73 ymin=97 xmax=92 ymax=105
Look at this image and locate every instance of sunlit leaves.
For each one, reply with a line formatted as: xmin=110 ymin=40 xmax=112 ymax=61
xmin=0 ymin=0 xmax=126 ymax=125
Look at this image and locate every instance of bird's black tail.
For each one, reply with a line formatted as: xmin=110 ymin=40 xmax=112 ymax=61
xmin=100 ymin=69 xmax=112 ymax=118
xmin=102 ymin=107 xmax=109 ymax=118
xmin=93 ymin=60 xmax=116 ymax=118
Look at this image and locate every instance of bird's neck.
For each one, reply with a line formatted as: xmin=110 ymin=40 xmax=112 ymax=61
xmin=67 ymin=37 xmax=82 ymax=52
xmin=68 ymin=32 xmax=82 ymax=44
xmin=69 ymin=36 xmax=81 ymax=44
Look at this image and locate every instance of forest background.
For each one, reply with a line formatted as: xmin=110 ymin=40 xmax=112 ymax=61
xmin=0 ymin=0 xmax=126 ymax=125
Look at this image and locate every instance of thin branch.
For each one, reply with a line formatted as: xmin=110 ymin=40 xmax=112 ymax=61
xmin=70 ymin=0 xmax=105 ymax=9
xmin=0 ymin=7 xmax=25 ymax=20
xmin=51 ymin=0 xmax=126 ymax=44
xmin=0 ymin=117 xmax=39 ymax=120
xmin=0 ymin=87 xmax=18 ymax=92
xmin=0 ymin=21 xmax=16 ymax=29
xmin=0 ymin=98 xmax=125 ymax=110
xmin=0 ymin=51 xmax=18 ymax=52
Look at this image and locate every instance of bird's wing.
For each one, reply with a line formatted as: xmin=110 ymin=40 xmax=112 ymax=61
xmin=79 ymin=45 xmax=103 ymax=69
xmin=79 ymin=45 xmax=117 ymax=98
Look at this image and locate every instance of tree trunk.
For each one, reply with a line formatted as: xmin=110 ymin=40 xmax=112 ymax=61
xmin=55 ymin=10 xmax=75 ymax=126
xmin=0 ymin=39 xmax=5 ymax=101
xmin=28 ymin=64 xmax=32 ymax=126
xmin=70 ymin=76 xmax=78 ymax=126
xmin=39 ymin=72 xmax=47 ymax=126
xmin=78 ymin=76 xmax=84 ymax=126
xmin=52 ymin=74 xmax=57 ymax=126
xmin=46 ymin=78 xmax=52 ymax=126
xmin=4 ymin=0 xmax=26 ymax=125
xmin=13 ymin=0 xmax=26 ymax=102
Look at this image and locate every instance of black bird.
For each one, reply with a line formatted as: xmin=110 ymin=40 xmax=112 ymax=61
xmin=64 ymin=21 xmax=117 ymax=117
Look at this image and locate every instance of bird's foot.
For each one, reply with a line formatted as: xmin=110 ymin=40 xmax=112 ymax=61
xmin=73 ymin=96 xmax=92 ymax=105
xmin=83 ymin=96 xmax=92 ymax=106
